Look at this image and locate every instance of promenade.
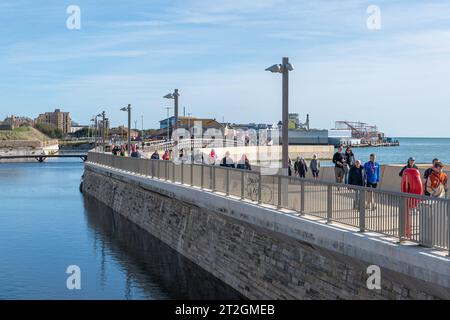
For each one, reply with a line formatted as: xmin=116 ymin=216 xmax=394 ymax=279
xmin=88 ymin=152 xmax=450 ymax=254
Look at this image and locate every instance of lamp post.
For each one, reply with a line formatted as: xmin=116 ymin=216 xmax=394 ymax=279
xmin=120 ymin=104 xmax=132 ymax=155
xmin=163 ymin=89 xmax=180 ymax=130
xmin=94 ymin=113 xmax=102 ymax=150
xmin=101 ymin=111 xmax=106 ymax=152
xmin=265 ymin=57 xmax=294 ymax=171
xmin=165 ymin=106 xmax=172 ymax=144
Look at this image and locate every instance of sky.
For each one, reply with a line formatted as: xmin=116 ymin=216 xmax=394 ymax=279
xmin=0 ymin=0 xmax=449 ymax=137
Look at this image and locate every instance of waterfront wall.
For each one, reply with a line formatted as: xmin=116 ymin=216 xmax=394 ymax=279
xmin=0 ymin=140 xmax=59 ymax=161
xmin=83 ymin=162 xmax=450 ymax=300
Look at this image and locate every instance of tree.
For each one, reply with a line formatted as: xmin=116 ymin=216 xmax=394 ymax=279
xmin=34 ymin=123 xmax=64 ymax=139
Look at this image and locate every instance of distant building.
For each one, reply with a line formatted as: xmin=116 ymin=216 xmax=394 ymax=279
xmin=36 ymin=109 xmax=71 ymax=133
xmin=1 ymin=115 xmax=35 ymax=130
xmin=156 ymin=116 xmax=224 ymax=139
xmin=70 ymin=122 xmax=89 ymax=134
xmin=328 ymin=129 xmax=361 ymax=146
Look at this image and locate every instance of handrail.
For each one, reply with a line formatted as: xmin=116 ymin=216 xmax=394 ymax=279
xmin=86 ymin=151 xmax=450 ymax=254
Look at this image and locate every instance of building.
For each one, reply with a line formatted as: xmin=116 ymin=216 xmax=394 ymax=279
xmin=334 ymin=121 xmax=383 ymax=143
xmin=36 ymin=109 xmax=71 ymax=133
xmin=328 ymin=129 xmax=361 ymax=146
xmin=1 ymin=115 xmax=35 ymax=130
xmin=157 ymin=116 xmax=224 ymax=138
xmin=70 ymin=122 xmax=89 ymax=134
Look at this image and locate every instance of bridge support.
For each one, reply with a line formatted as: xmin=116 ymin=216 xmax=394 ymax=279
xmin=35 ymin=156 xmax=47 ymax=163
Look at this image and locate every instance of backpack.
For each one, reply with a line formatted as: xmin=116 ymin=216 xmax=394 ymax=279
xmin=425 ymin=172 xmax=447 ymax=197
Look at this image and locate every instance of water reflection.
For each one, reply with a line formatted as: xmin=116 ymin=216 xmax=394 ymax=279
xmin=83 ymin=195 xmax=244 ymax=300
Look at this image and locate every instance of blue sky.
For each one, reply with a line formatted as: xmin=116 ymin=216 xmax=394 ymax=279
xmin=1 ymin=0 xmax=450 ymax=137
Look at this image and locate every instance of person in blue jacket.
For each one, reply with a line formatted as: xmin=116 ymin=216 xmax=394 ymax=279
xmin=364 ymin=153 xmax=380 ymax=210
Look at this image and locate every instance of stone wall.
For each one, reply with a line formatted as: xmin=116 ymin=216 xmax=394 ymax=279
xmin=83 ymin=164 xmax=450 ymax=300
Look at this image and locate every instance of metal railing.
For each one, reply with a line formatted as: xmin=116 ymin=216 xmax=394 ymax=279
xmin=87 ymin=152 xmax=450 ymax=254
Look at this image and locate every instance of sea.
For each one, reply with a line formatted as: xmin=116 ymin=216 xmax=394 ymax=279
xmin=331 ymin=137 xmax=450 ymax=165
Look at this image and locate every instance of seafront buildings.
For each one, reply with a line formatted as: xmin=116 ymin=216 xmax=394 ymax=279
xmin=36 ymin=109 xmax=72 ymax=134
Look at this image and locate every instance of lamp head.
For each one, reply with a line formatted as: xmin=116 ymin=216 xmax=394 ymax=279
xmin=265 ymin=64 xmax=282 ymax=73
xmin=163 ymin=93 xmax=174 ymax=99
xmin=285 ymin=62 xmax=294 ymax=71
xmin=120 ymin=107 xmax=127 ymax=112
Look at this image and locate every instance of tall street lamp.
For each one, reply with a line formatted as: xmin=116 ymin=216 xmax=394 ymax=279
xmin=120 ymin=104 xmax=132 ymax=155
xmin=265 ymin=57 xmax=294 ymax=172
xmin=101 ymin=111 xmax=106 ymax=152
xmin=94 ymin=113 xmax=102 ymax=150
xmin=165 ymin=106 xmax=172 ymax=144
xmin=163 ymin=89 xmax=180 ymax=131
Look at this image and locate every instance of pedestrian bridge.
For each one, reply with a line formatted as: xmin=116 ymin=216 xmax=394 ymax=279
xmin=84 ymin=151 xmax=450 ymax=299
xmin=88 ymin=152 xmax=449 ymax=254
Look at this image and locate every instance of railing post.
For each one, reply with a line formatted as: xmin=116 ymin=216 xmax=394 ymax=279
xmin=226 ymin=168 xmax=230 ymax=196
xmin=257 ymin=172 xmax=262 ymax=204
xmin=212 ymin=166 xmax=216 ymax=192
xmin=327 ymin=185 xmax=333 ymax=223
xmin=165 ymin=161 xmax=168 ymax=181
xmin=172 ymin=162 xmax=175 ymax=182
xmin=151 ymin=160 xmax=154 ymax=178
xmin=359 ymin=188 xmax=366 ymax=232
xmin=277 ymin=176 xmax=282 ymax=209
xmin=190 ymin=163 xmax=194 ymax=186
xmin=300 ymin=180 xmax=305 ymax=214
xmin=399 ymin=196 xmax=406 ymax=242
xmin=447 ymin=201 xmax=450 ymax=256
xmin=240 ymin=171 xmax=245 ymax=200
xmin=201 ymin=165 xmax=204 ymax=190
xmin=181 ymin=163 xmax=184 ymax=184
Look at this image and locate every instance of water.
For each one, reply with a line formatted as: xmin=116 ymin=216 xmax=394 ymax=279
xmin=0 ymin=159 xmax=243 ymax=300
xmin=332 ymin=137 xmax=450 ymax=165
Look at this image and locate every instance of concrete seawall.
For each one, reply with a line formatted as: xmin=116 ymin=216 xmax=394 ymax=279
xmin=83 ymin=162 xmax=450 ymax=300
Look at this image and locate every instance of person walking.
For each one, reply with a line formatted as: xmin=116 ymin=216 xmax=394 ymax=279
xmin=348 ymin=160 xmax=364 ymax=209
xmin=130 ymin=145 xmax=141 ymax=158
xmin=332 ymin=146 xmax=345 ymax=184
xmin=151 ymin=150 xmax=160 ymax=160
xmin=364 ymin=154 xmax=380 ymax=210
xmin=293 ymin=157 xmax=300 ymax=176
xmin=344 ymin=147 xmax=356 ymax=184
xmin=220 ymin=151 xmax=235 ymax=168
xmin=209 ymin=149 xmax=217 ymax=165
xmin=297 ymin=157 xmax=308 ymax=178
xmin=399 ymin=157 xmax=418 ymax=177
xmin=288 ymin=158 xmax=293 ymax=176
xmin=424 ymin=161 xmax=448 ymax=198
xmin=162 ymin=150 xmax=170 ymax=161
xmin=310 ymin=154 xmax=320 ymax=180
xmin=237 ymin=154 xmax=251 ymax=171
xmin=423 ymin=158 xmax=440 ymax=181
xmin=194 ymin=150 xmax=204 ymax=164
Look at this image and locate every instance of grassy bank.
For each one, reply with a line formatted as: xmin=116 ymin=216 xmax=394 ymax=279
xmin=0 ymin=126 xmax=51 ymax=141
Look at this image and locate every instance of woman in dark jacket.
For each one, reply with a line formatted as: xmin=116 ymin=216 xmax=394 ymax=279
xmin=344 ymin=147 xmax=356 ymax=184
xmin=297 ymin=157 xmax=308 ymax=178
xmin=348 ymin=160 xmax=364 ymax=209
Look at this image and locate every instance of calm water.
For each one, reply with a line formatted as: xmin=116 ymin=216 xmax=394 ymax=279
xmin=333 ymin=137 xmax=450 ymax=165
xmin=0 ymin=159 xmax=243 ymax=300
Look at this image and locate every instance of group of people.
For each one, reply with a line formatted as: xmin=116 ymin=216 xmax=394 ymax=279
xmin=149 ymin=148 xmax=252 ymax=171
xmin=112 ymin=144 xmax=142 ymax=158
xmin=289 ymin=154 xmax=321 ymax=180
xmin=399 ymin=157 xmax=448 ymax=198
xmin=331 ymin=146 xmax=448 ymax=210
